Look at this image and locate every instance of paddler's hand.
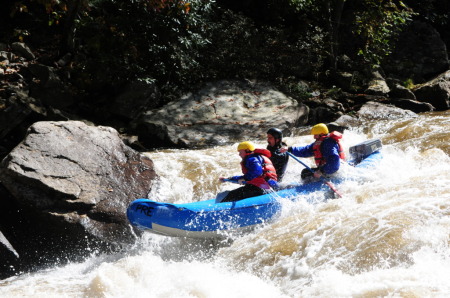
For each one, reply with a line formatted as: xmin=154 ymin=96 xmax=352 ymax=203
xmin=279 ymin=146 xmax=289 ymax=153
xmin=313 ymin=170 xmax=322 ymax=178
xmin=219 ymin=177 xmax=227 ymax=183
xmin=237 ymin=179 xmax=246 ymax=185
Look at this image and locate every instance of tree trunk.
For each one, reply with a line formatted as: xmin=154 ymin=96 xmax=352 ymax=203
xmin=327 ymin=0 xmax=346 ymax=70
xmin=61 ymin=0 xmax=83 ymax=54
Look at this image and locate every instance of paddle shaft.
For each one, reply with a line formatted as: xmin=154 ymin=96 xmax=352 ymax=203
xmin=287 ymin=152 xmax=342 ymax=198
xmin=222 ymin=178 xmax=243 ymax=184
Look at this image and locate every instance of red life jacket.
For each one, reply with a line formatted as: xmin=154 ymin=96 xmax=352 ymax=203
xmin=241 ymin=148 xmax=278 ymax=188
xmin=312 ymin=131 xmax=346 ymax=166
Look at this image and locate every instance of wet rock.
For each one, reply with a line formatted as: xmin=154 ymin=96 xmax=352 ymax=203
xmin=0 ymin=121 xmax=157 ymax=245
xmin=332 ymin=114 xmax=363 ymax=129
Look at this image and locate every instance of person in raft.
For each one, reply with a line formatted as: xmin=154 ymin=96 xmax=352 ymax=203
xmin=218 ymin=141 xmax=279 ymax=202
xmin=266 ymin=127 xmax=289 ymax=182
xmin=281 ymin=123 xmax=345 ymax=180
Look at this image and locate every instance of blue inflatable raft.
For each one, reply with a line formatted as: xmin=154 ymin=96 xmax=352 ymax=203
xmin=127 ymin=139 xmax=382 ymax=239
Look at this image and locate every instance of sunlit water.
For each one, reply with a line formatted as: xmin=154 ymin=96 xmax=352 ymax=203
xmin=1 ymin=111 xmax=450 ymax=297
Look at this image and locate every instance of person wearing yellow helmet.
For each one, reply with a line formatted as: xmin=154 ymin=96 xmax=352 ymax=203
xmin=236 ymin=141 xmax=255 ymax=152
xmin=310 ymin=123 xmax=329 ymax=135
xmin=280 ymin=123 xmax=345 ymax=179
xmin=218 ymin=141 xmax=278 ymax=202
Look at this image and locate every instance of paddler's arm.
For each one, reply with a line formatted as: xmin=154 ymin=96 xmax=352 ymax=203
xmin=219 ymin=176 xmax=246 ymax=184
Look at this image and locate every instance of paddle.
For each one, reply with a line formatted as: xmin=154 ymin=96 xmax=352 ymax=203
xmin=220 ymin=178 xmax=245 ymax=184
xmin=287 ymin=152 xmax=342 ymax=198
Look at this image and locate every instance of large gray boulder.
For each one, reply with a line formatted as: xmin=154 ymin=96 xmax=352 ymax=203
xmin=135 ymin=80 xmax=309 ymax=148
xmin=0 ymin=121 xmax=156 ymax=244
xmin=413 ymin=70 xmax=450 ymax=111
xmin=357 ymin=101 xmax=417 ymax=120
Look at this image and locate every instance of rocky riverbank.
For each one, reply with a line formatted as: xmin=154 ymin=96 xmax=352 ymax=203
xmin=1 ymin=19 xmax=450 ymax=279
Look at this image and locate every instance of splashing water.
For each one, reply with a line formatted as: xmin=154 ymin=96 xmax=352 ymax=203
xmin=1 ymin=111 xmax=450 ymax=297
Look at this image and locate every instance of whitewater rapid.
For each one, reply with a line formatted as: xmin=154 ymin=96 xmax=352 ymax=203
xmin=1 ymin=111 xmax=449 ymax=297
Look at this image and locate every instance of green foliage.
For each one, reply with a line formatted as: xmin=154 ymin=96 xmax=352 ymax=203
xmin=71 ymin=0 xmax=216 ymax=102
xmin=287 ymin=0 xmax=317 ymax=12
xmin=197 ymin=10 xmax=325 ymax=81
xmin=70 ymin=0 xmax=327 ymax=104
xmin=354 ymin=0 xmax=415 ymax=65
xmin=325 ymin=86 xmax=343 ymax=98
xmin=287 ymin=82 xmax=312 ymax=101
xmin=403 ymin=78 xmax=414 ymax=89
xmin=5 ymin=0 xmax=444 ymax=111
xmin=5 ymin=0 xmax=66 ymax=42
xmin=286 ymin=0 xmax=417 ymax=68
xmin=403 ymin=0 xmax=449 ymax=27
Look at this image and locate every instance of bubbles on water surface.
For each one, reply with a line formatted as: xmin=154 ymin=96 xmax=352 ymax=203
xmin=2 ymin=112 xmax=450 ymax=297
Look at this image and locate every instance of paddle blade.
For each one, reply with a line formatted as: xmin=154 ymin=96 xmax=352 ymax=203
xmin=324 ymin=181 xmax=342 ymax=198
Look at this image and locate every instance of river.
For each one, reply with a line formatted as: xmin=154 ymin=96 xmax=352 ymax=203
xmin=1 ymin=111 xmax=449 ymax=297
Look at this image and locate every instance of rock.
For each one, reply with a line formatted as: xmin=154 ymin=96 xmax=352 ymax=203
xmin=334 ymin=71 xmax=355 ymax=91
xmin=135 ymin=80 xmax=308 ymax=148
xmin=333 ymin=114 xmax=362 ymax=128
xmin=28 ymin=64 xmax=75 ymax=108
xmin=365 ymin=66 xmax=390 ymax=96
xmin=56 ymin=53 xmax=72 ymax=67
xmin=357 ymin=101 xmax=417 ymax=120
xmin=0 ymin=121 xmax=157 ymax=244
xmin=109 ymin=79 xmax=161 ymax=120
xmin=11 ymin=42 xmax=35 ymax=61
xmin=0 ymin=51 xmax=14 ymax=63
xmin=384 ymin=21 xmax=449 ymax=83
xmin=308 ymin=105 xmax=343 ymax=125
xmin=413 ymin=70 xmax=450 ymax=111
xmin=0 ymin=90 xmax=47 ymax=158
xmin=336 ymin=55 xmax=354 ymax=72
xmin=387 ymin=79 xmax=416 ymax=100
xmin=384 ymin=98 xmax=434 ymax=113
xmin=326 ymin=122 xmax=348 ymax=134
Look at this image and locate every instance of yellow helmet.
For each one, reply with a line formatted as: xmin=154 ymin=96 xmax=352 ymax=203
xmin=237 ymin=141 xmax=255 ymax=152
xmin=311 ymin=123 xmax=329 ymax=135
